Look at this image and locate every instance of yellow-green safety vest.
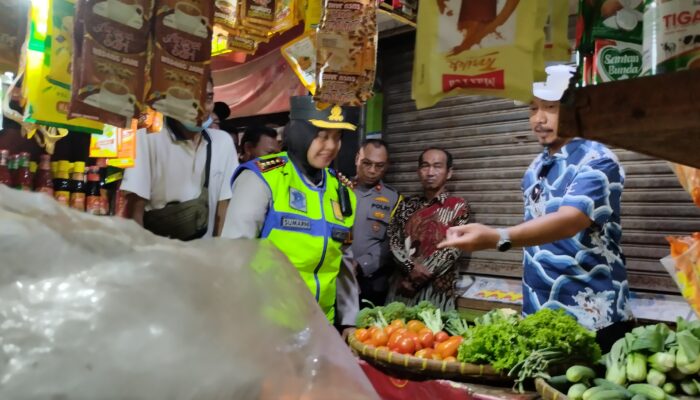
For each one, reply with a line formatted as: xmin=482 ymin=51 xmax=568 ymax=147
xmin=234 ymin=153 xmax=356 ymax=322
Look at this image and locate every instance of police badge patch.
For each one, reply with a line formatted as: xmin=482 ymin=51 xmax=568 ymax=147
xmin=289 ymin=187 xmax=307 ymax=213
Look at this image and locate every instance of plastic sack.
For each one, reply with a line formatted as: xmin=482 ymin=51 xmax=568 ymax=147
xmin=0 ymin=186 xmax=378 ymax=400
xmin=412 ymin=0 xmax=548 ymax=108
xmin=665 ymin=234 xmax=700 ymax=318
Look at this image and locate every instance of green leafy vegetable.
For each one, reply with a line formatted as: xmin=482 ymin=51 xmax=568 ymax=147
xmin=418 ymin=308 xmax=443 ymax=334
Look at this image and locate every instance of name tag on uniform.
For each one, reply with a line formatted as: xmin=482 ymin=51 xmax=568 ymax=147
xmin=371 ymin=203 xmax=390 ymax=212
xmin=281 ymin=217 xmax=311 ymax=230
xmin=331 ymin=228 xmax=349 ymax=242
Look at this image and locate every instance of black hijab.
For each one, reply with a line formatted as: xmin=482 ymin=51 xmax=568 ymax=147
xmin=283 ymin=119 xmax=324 ymax=185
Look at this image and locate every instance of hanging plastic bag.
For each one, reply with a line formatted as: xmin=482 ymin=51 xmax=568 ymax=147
xmin=412 ymin=0 xmax=548 ymax=108
xmin=666 ymin=234 xmax=700 ymax=318
xmin=671 ymin=163 xmax=700 ymax=207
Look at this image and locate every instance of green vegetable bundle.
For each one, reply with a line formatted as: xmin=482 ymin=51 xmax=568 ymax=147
xmin=547 ymin=317 xmax=700 ymax=400
xmin=457 ymin=308 xmax=601 ymax=392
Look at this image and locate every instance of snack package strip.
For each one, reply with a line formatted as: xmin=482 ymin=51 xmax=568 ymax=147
xmin=314 ymin=0 xmax=377 ymax=106
xmin=24 ymin=0 xmax=105 ymax=133
xmin=0 ymin=0 xmax=30 ymax=75
xmin=667 ymin=234 xmax=700 ymax=318
xmin=412 ymin=0 xmax=548 ymax=108
xmin=68 ymin=0 xmax=153 ymax=128
xmin=214 ymin=0 xmax=238 ymax=31
xmin=147 ymin=0 xmax=214 ymax=126
xmin=282 ymin=31 xmax=317 ymax=94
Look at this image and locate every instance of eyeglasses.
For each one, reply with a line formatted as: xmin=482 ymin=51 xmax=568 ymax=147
xmin=530 ymin=163 xmax=554 ymax=202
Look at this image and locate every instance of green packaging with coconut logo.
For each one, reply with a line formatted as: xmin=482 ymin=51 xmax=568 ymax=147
xmin=592 ymin=0 xmax=645 ymax=43
xmin=594 ymin=38 xmax=643 ymax=82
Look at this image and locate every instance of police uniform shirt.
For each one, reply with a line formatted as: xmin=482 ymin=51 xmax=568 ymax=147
xmin=351 ymin=181 xmax=400 ymax=278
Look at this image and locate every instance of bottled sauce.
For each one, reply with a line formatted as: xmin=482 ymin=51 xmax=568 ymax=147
xmin=53 ymin=161 xmax=71 ymax=206
xmin=29 ymin=161 xmax=38 ymax=185
xmin=35 ymin=154 xmax=54 ymax=195
xmin=70 ymin=161 xmax=86 ymax=211
xmin=8 ymin=154 xmax=18 ymax=187
xmin=85 ymin=166 xmax=103 ymax=215
xmin=16 ymin=153 xmax=33 ymax=191
xmin=96 ymin=158 xmax=110 ymax=215
xmin=0 ymin=150 xmax=11 ymax=186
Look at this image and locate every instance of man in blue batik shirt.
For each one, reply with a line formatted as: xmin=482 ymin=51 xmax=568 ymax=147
xmin=438 ymin=65 xmax=633 ymax=351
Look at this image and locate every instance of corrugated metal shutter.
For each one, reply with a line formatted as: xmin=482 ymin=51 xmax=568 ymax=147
xmin=379 ymin=34 xmax=700 ymax=294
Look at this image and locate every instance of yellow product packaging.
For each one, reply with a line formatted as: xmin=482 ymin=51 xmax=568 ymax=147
xmin=24 ymin=0 xmax=104 ymax=133
xmin=107 ymin=120 xmax=137 ymax=168
xmin=281 ymin=31 xmax=317 ymax=94
xmin=667 ymin=234 xmax=700 ymax=318
xmin=272 ymin=0 xmax=296 ymax=35
xmin=89 ymin=125 xmax=119 ymax=158
xmin=0 ymin=0 xmax=30 ymax=75
xmin=412 ymin=0 xmax=548 ymax=109
xmin=212 ymin=25 xmax=233 ymax=56
xmin=304 ymin=0 xmax=322 ymax=31
xmin=240 ymin=0 xmax=277 ymax=28
xmin=227 ymin=32 xmax=259 ymax=54
xmin=543 ymin=0 xmax=570 ymax=63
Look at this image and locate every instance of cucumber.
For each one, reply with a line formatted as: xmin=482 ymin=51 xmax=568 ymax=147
xmin=584 ymin=387 xmax=609 ymax=400
xmin=548 ymin=374 xmax=571 ymax=392
xmin=662 ymin=382 xmax=676 ymax=395
xmin=627 ymin=383 xmax=667 ymax=400
xmin=588 ymin=389 xmax=629 ymax=400
xmin=569 ymin=383 xmax=589 ymax=400
xmin=568 ymin=365 xmax=597 ymax=383
xmin=594 ymin=378 xmax=629 ymax=392
xmin=630 ymin=395 xmax=648 ymax=400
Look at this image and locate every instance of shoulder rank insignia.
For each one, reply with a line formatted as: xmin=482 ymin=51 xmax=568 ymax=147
xmin=256 ymin=157 xmax=286 ymax=173
xmin=335 ymin=171 xmax=355 ymax=190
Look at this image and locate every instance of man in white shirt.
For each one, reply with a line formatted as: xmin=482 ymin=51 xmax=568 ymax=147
xmin=121 ymin=78 xmax=238 ymax=239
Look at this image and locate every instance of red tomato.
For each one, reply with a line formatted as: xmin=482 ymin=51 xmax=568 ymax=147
xmin=390 ymin=319 xmax=405 ymax=329
xmin=431 ymin=352 xmax=443 ymax=361
xmin=443 ymin=356 xmax=458 ymax=363
xmin=396 ymin=337 xmax=415 ymax=354
xmin=388 ymin=329 xmax=407 ymax=350
xmin=418 ymin=329 xmax=434 ymax=349
xmin=354 ymin=328 xmax=370 ymax=343
xmin=436 ymin=336 xmax=463 ymax=358
xmin=414 ymin=348 xmax=434 ymax=359
xmin=434 ymin=331 xmax=450 ymax=343
xmin=371 ymin=330 xmax=389 ymax=347
xmin=384 ymin=325 xmax=398 ymax=337
xmin=367 ymin=326 xmax=380 ymax=338
xmin=406 ymin=320 xmax=426 ymax=333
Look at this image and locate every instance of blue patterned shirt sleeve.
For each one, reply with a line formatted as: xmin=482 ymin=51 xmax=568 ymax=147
xmin=560 ymin=157 xmax=623 ymax=227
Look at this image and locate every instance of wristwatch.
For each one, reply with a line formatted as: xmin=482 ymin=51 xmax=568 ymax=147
xmin=496 ymin=228 xmax=512 ymax=252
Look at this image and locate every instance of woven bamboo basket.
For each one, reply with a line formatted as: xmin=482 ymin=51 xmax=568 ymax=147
xmin=535 ymin=378 xmax=568 ymax=400
xmin=347 ymin=329 xmax=511 ymax=383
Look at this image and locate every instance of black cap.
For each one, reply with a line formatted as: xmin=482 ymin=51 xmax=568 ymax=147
xmin=289 ymin=96 xmax=359 ymax=131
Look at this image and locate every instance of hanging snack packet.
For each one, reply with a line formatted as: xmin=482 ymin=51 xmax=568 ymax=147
xmin=671 ymin=163 xmax=700 ymax=207
xmin=69 ymin=0 xmax=153 ymax=128
xmin=272 ymin=0 xmax=296 ymax=35
xmin=147 ymin=0 xmax=214 ymax=126
xmin=0 ymin=0 xmax=30 ymax=75
xmin=214 ymin=0 xmax=238 ymax=31
xmin=412 ymin=0 xmax=548 ymax=108
xmin=240 ymin=0 xmax=277 ymax=28
xmin=227 ymin=32 xmax=259 ymax=54
xmin=543 ymin=0 xmax=571 ymax=62
xmin=24 ymin=0 xmax=104 ymax=133
xmin=281 ymin=31 xmax=317 ymax=94
xmin=314 ymin=0 xmax=377 ymax=106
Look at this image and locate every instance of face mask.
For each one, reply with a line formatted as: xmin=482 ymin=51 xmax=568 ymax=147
xmin=182 ymin=116 xmax=213 ymax=132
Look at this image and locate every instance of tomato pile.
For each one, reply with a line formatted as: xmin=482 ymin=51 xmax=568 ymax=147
xmin=353 ymin=319 xmax=464 ymax=362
